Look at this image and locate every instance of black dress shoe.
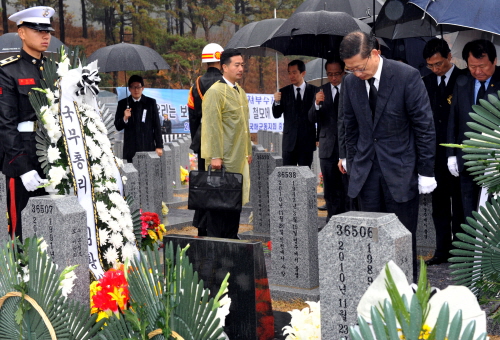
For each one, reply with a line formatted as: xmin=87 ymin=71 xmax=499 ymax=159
xmin=318 ymin=204 xmax=327 ymax=211
xmin=425 ymin=256 xmax=448 ymax=266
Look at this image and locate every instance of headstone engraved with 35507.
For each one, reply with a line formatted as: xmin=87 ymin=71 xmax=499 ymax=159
xmin=319 ymin=212 xmax=413 ymax=339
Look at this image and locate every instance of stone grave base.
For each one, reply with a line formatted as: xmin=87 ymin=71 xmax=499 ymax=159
xmin=238 ymin=230 xmax=270 ymax=242
xmin=269 ymin=284 xmax=320 ymax=302
xmin=164 ymin=196 xmax=188 ymax=209
xmin=174 ymin=186 xmax=189 ymax=195
xmin=165 ymin=209 xmax=194 ymax=230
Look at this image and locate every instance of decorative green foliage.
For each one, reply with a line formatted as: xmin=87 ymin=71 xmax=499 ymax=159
xmin=93 ymin=242 xmax=228 ymax=340
xmin=0 ymin=238 xmax=105 ymax=339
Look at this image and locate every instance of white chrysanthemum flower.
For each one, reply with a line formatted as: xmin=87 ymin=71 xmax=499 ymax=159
xmin=107 ymin=219 xmax=122 ymax=232
xmin=95 ymin=200 xmax=107 ymax=214
xmin=98 ymin=209 xmax=112 ymax=224
xmin=109 ymin=207 xmax=122 ymax=220
xmin=115 ymin=158 xmax=124 ymax=167
xmin=95 ymin=120 xmax=107 ymax=134
xmin=103 ymin=164 xmax=115 ymax=179
xmin=215 ymin=294 xmax=231 ymax=327
xmin=121 ymin=242 xmax=138 ymax=261
xmin=57 ymin=58 xmax=70 ymax=77
xmin=48 ymin=166 xmax=67 ymax=186
xmin=39 ymin=240 xmax=48 ymax=252
xmin=86 ymin=137 xmax=102 ymax=160
xmin=104 ymin=247 xmax=119 ymax=265
xmin=108 ymin=192 xmax=123 ymax=205
xmin=123 ymin=229 xmax=135 ymax=243
xmin=46 ymin=89 xmax=55 ymax=104
xmin=109 ymin=233 xmax=124 ymax=249
xmin=98 ymin=228 xmax=110 ymax=245
xmin=91 ymin=164 xmax=102 ymax=179
xmin=122 ymin=176 xmax=128 ymax=184
xmin=60 ymin=270 xmax=77 ymax=297
xmin=105 ymin=180 xmax=118 ymax=192
xmin=87 ymin=121 xmax=98 ymax=134
xmin=47 ymin=146 xmax=61 ymax=163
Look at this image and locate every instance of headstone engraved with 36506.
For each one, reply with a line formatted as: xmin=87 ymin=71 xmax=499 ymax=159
xmin=319 ymin=212 xmax=413 ymax=339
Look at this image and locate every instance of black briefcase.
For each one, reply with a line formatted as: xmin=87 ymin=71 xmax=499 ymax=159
xmin=188 ymin=165 xmax=243 ymax=212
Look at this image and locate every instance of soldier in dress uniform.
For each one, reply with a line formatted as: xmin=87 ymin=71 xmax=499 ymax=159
xmin=0 ymin=6 xmax=55 ymax=240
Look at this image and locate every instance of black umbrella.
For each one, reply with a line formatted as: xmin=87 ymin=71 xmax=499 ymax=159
xmin=225 ymin=18 xmax=285 ymax=57
xmin=87 ymin=42 xmax=170 ymax=72
xmin=261 ymin=11 xmax=373 ymax=59
xmin=373 ymin=0 xmax=464 ymax=39
xmin=292 ymin=0 xmax=382 ymax=20
xmin=0 ymin=32 xmax=66 ymax=55
xmin=304 ymin=58 xmax=327 ymax=86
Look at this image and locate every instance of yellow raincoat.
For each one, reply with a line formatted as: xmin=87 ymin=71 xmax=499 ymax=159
xmin=201 ymin=81 xmax=252 ymax=205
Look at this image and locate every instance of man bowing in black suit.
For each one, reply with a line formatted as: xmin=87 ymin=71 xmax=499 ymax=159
xmin=447 ymin=39 xmax=500 ymax=225
xmin=273 ymin=60 xmax=317 ymax=167
xmin=308 ymin=58 xmax=346 ymax=222
xmin=340 ymin=31 xmax=437 ymax=281
xmin=422 ymin=38 xmax=465 ymax=265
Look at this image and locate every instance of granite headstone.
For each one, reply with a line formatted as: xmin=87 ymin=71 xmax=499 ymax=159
xmin=257 ymin=131 xmax=266 ymax=150
xmin=120 ymin=163 xmax=140 ymax=213
xmin=22 ymin=195 xmax=89 ymax=305
xmin=268 ymin=166 xmax=319 ymax=301
xmin=311 ymin=149 xmax=321 ymax=184
xmin=113 ymin=140 xmax=123 ymax=159
xmin=416 ymin=194 xmax=436 ymax=257
xmin=175 ymin=138 xmax=190 ymax=172
xmin=133 ymin=152 xmax=162 ymax=216
xmin=272 ymin=132 xmax=281 ymax=156
xmin=165 ymin=235 xmax=274 ymax=340
xmin=161 ymin=145 xmax=174 ymax=202
xmin=166 ymin=141 xmax=181 ymax=189
xmin=319 ymin=212 xmax=413 ymax=339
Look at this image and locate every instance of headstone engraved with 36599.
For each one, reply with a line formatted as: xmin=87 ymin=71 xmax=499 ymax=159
xmin=269 ymin=166 xmax=319 ymax=301
xmin=319 ymin=212 xmax=413 ymax=339
xmin=120 ymin=163 xmax=139 ymax=213
xmin=0 ymin=172 xmax=8 ymax=244
xmin=416 ymin=194 xmax=436 ymax=256
xmin=165 ymin=141 xmax=181 ymax=189
xmin=272 ymin=132 xmax=282 ymax=156
xmin=22 ymin=196 xmax=90 ymax=306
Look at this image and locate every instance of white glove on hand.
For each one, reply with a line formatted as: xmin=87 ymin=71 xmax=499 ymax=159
xmin=20 ymin=170 xmax=44 ymax=192
xmin=342 ymin=159 xmax=347 ymax=172
xmin=447 ymin=156 xmax=459 ymax=177
xmin=418 ymin=175 xmax=437 ymax=194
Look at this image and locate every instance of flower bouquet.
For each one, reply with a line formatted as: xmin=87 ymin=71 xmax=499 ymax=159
xmin=180 ymin=165 xmax=189 ymax=185
xmin=90 ymin=265 xmax=129 ymax=322
xmin=139 ymin=211 xmax=166 ymax=251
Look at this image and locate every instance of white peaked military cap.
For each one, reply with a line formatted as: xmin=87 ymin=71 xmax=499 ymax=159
xmin=9 ymin=6 xmax=55 ymax=32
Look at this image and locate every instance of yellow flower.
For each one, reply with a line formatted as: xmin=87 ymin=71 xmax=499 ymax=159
xmin=162 ymin=202 xmax=169 ymax=216
xmin=157 ymin=224 xmax=166 ymax=239
xmin=419 ymin=324 xmax=431 ymax=339
xmin=148 ymin=229 xmax=158 ymax=241
xmin=180 ymin=166 xmax=189 ymax=183
xmin=108 ymin=287 xmax=128 ymax=310
xmin=90 ymin=281 xmax=101 ymax=314
xmin=96 ymin=310 xmax=110 ymax=322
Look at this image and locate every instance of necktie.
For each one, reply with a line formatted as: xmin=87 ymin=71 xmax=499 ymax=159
xmin=296 ymin=87 xmax=302 ymax=105
xmin=333 ymin=86 xmax=339 ymax=111
xmin=476 ymin=81 xmax=486 ymax=105
xmin=439 ymin=75 xmax=446 ymax=96
xmin=233 ymin=85 xmax=239 ymax=93
xmin=368 ymin=78 xmax=377 ymax=118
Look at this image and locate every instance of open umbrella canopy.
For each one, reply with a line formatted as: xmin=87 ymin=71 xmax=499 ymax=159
xmin=0 ymin=32 xmax=66 ymax=55
xmin=87 ymin=42 xmax=170 ymax=73
xmin=304 ymin=58 xmax=328 ymax=86
xmin=225 ymin=18 xmax=286 ymax=56
xmin=410 ymin=0 xmax=500 ymax=35
xmin=447 ymin=30 xmax=500 ymax=68
xmin=261 ymin=11 xmax=372 ymax=59
xmin=292 ymin=0 xmax=383 ymax=20
xmin=373 ymin=0 xmax=463 ymax=39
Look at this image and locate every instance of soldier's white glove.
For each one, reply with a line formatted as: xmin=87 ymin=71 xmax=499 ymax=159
xmin=418 ymin=175 xmax=437 ymax=194
xmin=447 ymin=156 xmax=459 ymax=177
xmin=20 ymin=170 xmax=45 ymax=191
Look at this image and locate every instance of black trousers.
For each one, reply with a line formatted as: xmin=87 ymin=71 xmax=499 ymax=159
xmin=203 ymin=209 xmax=241 ymax=239
xmin=320 ymin=156 xmax=346 ymax=222
xmin=6 ymin=176 xmax=46 ymax=241
xmin=459 ymin=169 xmax=481 ymax=222
xmin=192 ymin=155 xmax=207 ymax=236
xmin=342 ymin=173 xmax=358 ymax=212
xmin=356 ymin=159 xmax=419 ymax=282
xmin=431 ymin=166 xmax=463 ymax=259
xmin=282 ymin=147 xmax=313 ymax=167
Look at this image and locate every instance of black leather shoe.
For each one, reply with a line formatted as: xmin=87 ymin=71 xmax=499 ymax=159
xmin=318 ymin=204 xmax=327 ymax=211
xmin=425 ymin=256 xmax=448 ymax=266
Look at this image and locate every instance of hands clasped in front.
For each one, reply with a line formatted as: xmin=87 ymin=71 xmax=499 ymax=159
xmin=20 ymin=170 xmax=48 ymax=191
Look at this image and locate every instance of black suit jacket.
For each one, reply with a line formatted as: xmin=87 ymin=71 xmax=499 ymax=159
xmin=343 ymin=58 xmax=435 ymax=203
xmin=114 ymin=95 xmax=163 ymax=161
xmin=308 ymin=83 xmax=339 ymax=159
xmin=423 ymin=66 xmax=465 ymax=170
xmin=273 ymin=83 xmax=317 ymax=153
xmin=447 ymin=66 xmax=500 ymax=171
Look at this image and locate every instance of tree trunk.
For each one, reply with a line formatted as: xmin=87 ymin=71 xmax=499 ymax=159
xmin=120 ymin=3 xmax=125 ymax=42
xmin=58 ymin=0 xmax=65 ymax=43
xmin=1 ymin=0 xmax=8 ymax=33
xmin=234 ymin=0 xmax=240 ymax=32
xmin=176 ymin=0 xmax=184 ymax=36
xmin=81 ymin=0 xmax=87 ymax=38
xmin=258 ymin=56 xmax=264 ymax=93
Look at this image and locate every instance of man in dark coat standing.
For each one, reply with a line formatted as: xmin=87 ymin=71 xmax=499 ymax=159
xmin=422 ymin=38 xmax=465 ymax=265
xmin=187 ymin=43 xmax=224 ymax=236
xmin=114 ymin=75 xmax=163 ymax=163
xmin=0 ymin=6 xmax=56 ymax=240
xmin=447 ymin=39 xmax=500 ymax=227
xmin=308 ymin=58 xmax=346 ymax=222
xmin=273 ymin=60 xmax=317 ymax=167
xmin=340 ymin=31 xmax=437 ymax=281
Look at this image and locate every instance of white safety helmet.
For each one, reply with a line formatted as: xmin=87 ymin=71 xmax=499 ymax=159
xmin=202 ymin=43 xmax=224 ymax=63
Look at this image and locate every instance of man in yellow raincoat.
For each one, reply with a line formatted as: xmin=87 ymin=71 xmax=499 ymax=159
xmin=201 ymin=48 xmax=252 ymax=238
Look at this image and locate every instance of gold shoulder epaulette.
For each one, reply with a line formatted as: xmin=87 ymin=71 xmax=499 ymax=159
xmin=0 ymin=55 xmax=20 ymax=67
